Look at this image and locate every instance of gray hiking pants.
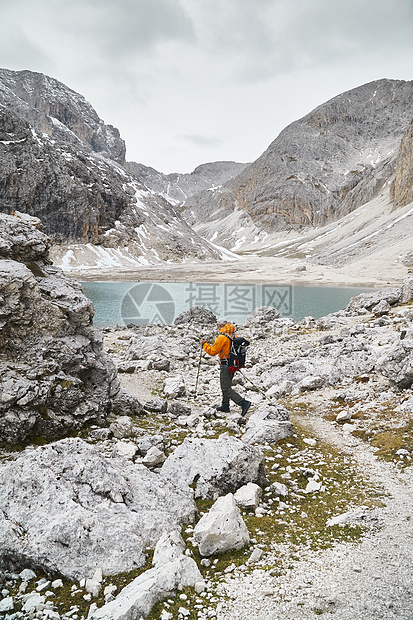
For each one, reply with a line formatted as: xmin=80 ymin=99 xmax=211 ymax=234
xmin=220 ymin=364 xmax=243 ymax=406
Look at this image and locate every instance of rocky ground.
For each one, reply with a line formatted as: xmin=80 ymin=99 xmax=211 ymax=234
xmin=96 ymin=289 xmax=413 ymax=620
xmin=3 ymin=237 xmax=413 ymax=618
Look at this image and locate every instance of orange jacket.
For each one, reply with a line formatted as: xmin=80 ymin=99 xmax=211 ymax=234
xmin=203 ymin=323 xmax=236 ymax=362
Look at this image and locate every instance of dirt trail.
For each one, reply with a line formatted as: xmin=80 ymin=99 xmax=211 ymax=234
xmin=217 ymin=413 xmax=413 ymax=620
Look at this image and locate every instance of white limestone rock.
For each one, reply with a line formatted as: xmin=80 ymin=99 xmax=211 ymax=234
xmin=142 ymin=446 xmax=166 ymax=468
xmin=193 ymin=493 xmax=250 ymax=557
xmin=112 ymin=441 xmax=139 ymax=460
xmin=163 ymin=375 xmax=186 ymax=399
xmin=109 ymin=416 xmax=134 ymax=439
xmin=298 ymin=375 xmax=325 ymax=391
xmin=234 ymin=483 xmax=262 ymax=510
xmin=0 ymin=596 xmax=13 ymax=613
xmin=152 ymin=531 xmax=186 ymax=567
xmin=269 ymin=482 xmax=289 ymax=497
xmin=0 ymin=438 xmax=196 ymax=580
xmin=86 ymin=567 xmax=103 ymax=598
xmin=89 ymin=537 xmax=203 ymax=620
xmin=336 ymin=410 xmax=353 ymax=422
xmin=242 ymin=421 xmax=294 ymax=445
xmin=160 ymin=434 xmax=266 ymax=499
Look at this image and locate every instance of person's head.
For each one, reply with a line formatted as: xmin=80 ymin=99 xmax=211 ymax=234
xmin=217 ymin=317 xmax=227 ymax=328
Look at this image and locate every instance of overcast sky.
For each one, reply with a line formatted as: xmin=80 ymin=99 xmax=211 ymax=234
xmin=1 ymin=0 xmax=412 ymax=173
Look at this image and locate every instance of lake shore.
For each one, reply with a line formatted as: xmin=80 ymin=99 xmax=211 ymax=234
xmin=62 ymin=254 xmax=407 ymax=288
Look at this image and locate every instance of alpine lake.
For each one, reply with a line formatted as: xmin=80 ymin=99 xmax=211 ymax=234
xmin=80 ymin=281 xmax=375 ymax=328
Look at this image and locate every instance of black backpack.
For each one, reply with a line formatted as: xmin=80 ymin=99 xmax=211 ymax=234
xmin=224 ymin=335 xmax=250 ymax=373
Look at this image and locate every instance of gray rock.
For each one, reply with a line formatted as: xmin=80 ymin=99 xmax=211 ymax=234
xmin=109 ymin=416 xmax=134 ymax=440
xmin=163 ymin=375 xmax=186 ymax=399
xmin=0 ymin=438 xmax=196 ymax=580
xmin=193 ymin=493 xmax=250 ymax=557
xmin=246 ymin=403 xmax=291 ymax=426
xmin=160 ymin=434 xmax=267 ymax=499
xmin=244 ymin=306 xmax=280 ymax=328
xmin=242 ymin=421 xmax=295 ymax=445
xmin=143 ymin=397 xmax=168 ymax=413
xmin=375 ymin=339 xmax=413 ymax=388
xmin=400 ymin=276 xmax=413 ymax=303
xmin=298 ymin=375 xmax=325 ymax=391
xmin=269 ymin=482 xmax=289 ymax=497
xmin=0 ymin=213 xmax=119 ymax=446
xmin=174 ymin=305 xmax=217 ymax=328
xmin=111 ymin=389 xmax=143 ymax=417
xmin=135 ymin=434 xmax=164 ymax=455
xmin=345 ymin=287 xmax=401 ymax=315
xmin=372 ymin=300 xmax=391 ymax=316
xmin=168 ymin=401 xmax=192 ymax=418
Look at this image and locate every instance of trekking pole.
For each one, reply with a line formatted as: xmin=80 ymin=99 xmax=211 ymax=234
xmin=194 ymin=346 xmax=203 ymax=398
xmin=237 ymin=368 xmax=274 ymax=403
xmin=221 ymin=347 xmax=274 ymax=404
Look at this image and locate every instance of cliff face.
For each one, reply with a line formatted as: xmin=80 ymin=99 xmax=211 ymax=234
xmin=0 ymin=106 xmax=133 ymax=243
xmin=0 ymin=68 xmax=126 ymax=164
xmin=391 ymin=120 xmax=413 ymax=208
xmin=0 ymin=212 xmax=119 ymax=445
xmin=0 ymin=69 xmax=227 ymax=266
xmin=182 ymin=79 xmax=413 ymax=236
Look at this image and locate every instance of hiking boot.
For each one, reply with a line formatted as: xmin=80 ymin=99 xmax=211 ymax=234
xmin=240 ymin=400 xmax=251 ymax=416
xmin=216 ymin=403 xmax=230 ymax=412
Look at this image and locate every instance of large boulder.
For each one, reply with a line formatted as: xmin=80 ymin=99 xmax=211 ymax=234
xmin=193 ymin=493 xmax=250 ymax=557
xmin=173 ymin=305 xmax=217 ymax=328
xmin=0 ymin=212 xmax=120 ymax=445
xmin=160 ymin=434 xmax=267 ymax=499
xmin=90 ymin=533 xmax=203 ymax=620
xmin=0 ymin=438 xmax=197 ymax=580
xmin=242 ymin=403 xmax=295 ymax=445
xmin=375 ymin=338 xmax=413 ymax=388
xmin=345 ymin=287 xmax=401 ymax=315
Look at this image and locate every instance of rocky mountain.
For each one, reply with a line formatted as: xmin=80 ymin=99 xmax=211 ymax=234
xmin=0 ymin=68 xmax=126 ymax=164
xmin=181 ymin=79 xmax=413 ymax=249
xmin=127 ymin=160 xmax=248 ymax=205
xmin=0 ymin=68 xmax=234 ymax=270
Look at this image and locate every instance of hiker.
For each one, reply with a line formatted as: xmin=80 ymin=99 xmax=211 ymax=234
xmin=200 ymin=318 xmax=251 ymax=415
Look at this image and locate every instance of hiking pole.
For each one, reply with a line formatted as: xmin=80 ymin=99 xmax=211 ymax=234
xmin=237 ymin=368 xmax=274 ymax=403
xmin=194 ymin=345 xmax=203 ymax=398
xmin=221 ymin=346 xmax=274 ymax=404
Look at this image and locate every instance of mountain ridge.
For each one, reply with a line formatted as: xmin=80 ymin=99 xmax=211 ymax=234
xmin=0 ymin=68 xmax=238 ymax=268
xmin=0 ymin=69 xmax=412 ymax=277
xmin=180 ymin=78 xmax=413 ymax=249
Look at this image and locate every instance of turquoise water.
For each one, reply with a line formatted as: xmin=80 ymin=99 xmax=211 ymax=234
xmin=81 ymin=281 xmax=375 ymax=328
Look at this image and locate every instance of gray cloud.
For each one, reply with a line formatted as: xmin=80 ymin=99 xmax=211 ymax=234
xmin=56 ymin=0 xmax=195 ymax=58
xmin=182 ymin=133 xmax=222 ymax=148
xmin=0 ymin=0 xmax=411 ymax=172
xmin=181 ymin=0 xmax=413 ymax=84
